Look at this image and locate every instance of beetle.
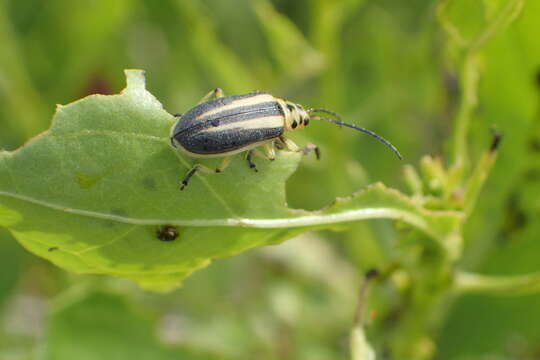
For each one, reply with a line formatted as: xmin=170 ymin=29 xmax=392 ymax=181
xmin=170 ymin=88 xmax=402 ymax=190
xmin=156 ymin=225 xmax=179 ymax=242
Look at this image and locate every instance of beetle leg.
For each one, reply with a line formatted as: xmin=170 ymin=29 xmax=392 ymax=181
xmin=176 ymin=87 xmax=223 ymax=118
xmin=263 ymin=143 xmax=276 ymax=161
xmin=214 ymin=88 xmax=224 ymax=98
xmin=180 ymin=157 xmax=234 ymax=190
xmin=246 ymin=150 xmax=258 ymax=172
xmin=279 ymin=136 xmax=300 ymax=151
xmin=274 ymin=138 xmax=285 ymax=150
xmin=215 ymin=156 xmax=233 ymax=173
xmin=246 ymin=146 xmax=274 ymax=172
xmin=301 ymin=143 xmax=321 ymax=160
xmin=279 ymin=136 xmax=320 ymax=160
xmin=180 ymin=164 xmax=214 ymax=190
xmin=198 ymin=88 xmax=225 ymax=104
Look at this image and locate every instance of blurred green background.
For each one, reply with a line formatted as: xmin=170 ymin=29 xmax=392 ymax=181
xmin=1 ymin=0 xmax=539 ymax=359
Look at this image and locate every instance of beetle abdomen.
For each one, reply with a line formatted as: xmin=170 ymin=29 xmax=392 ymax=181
xmin=172 ymin=92 xmax=285 ymax=155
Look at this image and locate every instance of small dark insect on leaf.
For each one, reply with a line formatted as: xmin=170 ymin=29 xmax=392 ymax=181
xmin=156 ymin=225 xmax=179 ymax=242
xmin=489 ymin=127 xmax=503 ymax=153
xmin=365 ymin=268 xmax=380 ymax=280
xmin=48 ymin=247 xmax=58 ymax=252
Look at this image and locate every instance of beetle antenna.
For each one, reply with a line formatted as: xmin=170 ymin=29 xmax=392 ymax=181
xmin=311 ymin=116 xmax=403 ymax=160
xmin=306 ymin=108 xmax=342 ymax=120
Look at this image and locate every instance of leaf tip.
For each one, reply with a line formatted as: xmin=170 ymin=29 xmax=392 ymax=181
xmin=123 ymin=69 xmax=147 ymax=92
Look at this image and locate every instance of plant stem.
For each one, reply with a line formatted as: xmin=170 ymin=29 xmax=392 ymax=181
xmin=388 ymin=246 xmax=453 ymax=359
xmin=451 ymin=55 xmax=478 ymax=169
xmin=463 ymin=131 xmax=502 ymax=216
xmin=350 ymin=270 xmax=378 ymax=360
xmin=448 ymin=0 xmax=524 ymax=170
xmin=454 ymin=271 xmax=540 ymax=296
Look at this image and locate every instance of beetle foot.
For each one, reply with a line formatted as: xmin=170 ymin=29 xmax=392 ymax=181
xmin=246 ymin=150 xmax=259 ymax=172
xmin=302 ymin=143 xmax=321 ymax=160
xmin=180 ymin=166 xmax=199 ymax=191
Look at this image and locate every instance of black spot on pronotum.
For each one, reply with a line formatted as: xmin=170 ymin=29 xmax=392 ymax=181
xmin=156 ymin=225 xmax=179 ymax=242
xmin=287 ymin=104 xmax=295 ymax=112
xmin=48 ymin=247 xmax=58 ymax=252
xmin=291 ymin=120 xmax=298 ymax=129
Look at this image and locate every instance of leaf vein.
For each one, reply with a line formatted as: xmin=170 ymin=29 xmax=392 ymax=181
xmin=76 ymin=225 xmax=138 ymax=255
xmin=170 ymin=149 xmax=238 ymax=218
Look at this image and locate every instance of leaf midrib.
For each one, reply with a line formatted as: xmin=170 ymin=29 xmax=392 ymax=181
xmin=0 ymin=189 xmax=440 ymax=237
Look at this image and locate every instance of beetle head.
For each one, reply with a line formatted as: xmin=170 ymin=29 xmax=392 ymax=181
xmin=283 ymin=101 xmax=310 ymax=131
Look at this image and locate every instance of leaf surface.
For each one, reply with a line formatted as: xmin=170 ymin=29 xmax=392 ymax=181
xmin=0 ymin=70 xmax=461 ymax=290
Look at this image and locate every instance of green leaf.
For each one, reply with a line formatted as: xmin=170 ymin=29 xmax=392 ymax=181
xmin=43 ymin=291 xmax=226 ymax=360
xmin=0 ymin=70 xmax=461 ymax=291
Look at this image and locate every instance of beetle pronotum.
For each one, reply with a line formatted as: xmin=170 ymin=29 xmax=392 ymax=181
xmin=170 ymin=89 xmax=402 ymax=190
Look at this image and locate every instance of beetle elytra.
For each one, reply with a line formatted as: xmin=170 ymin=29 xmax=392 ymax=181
xmin=170 ymin=88 xmax=402 ymax=190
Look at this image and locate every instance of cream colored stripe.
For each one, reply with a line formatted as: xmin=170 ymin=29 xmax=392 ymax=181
xmin=202 ymin=116 xmax=284 ymax=132
xmin=198 ymin=93 xmax=276 ymax=119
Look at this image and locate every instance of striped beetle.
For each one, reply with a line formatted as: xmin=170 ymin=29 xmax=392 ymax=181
xmin=170 ymin=89 xmax=402 ymax=190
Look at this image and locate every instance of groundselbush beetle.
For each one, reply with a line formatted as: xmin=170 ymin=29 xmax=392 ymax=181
xmin=170 ymin=89 xmax=402 ymax=190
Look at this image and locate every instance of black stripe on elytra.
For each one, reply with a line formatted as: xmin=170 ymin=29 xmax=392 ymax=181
xmin=181 ymin=126 xmax=284 ymax=155
xmin=181 ymin=91 xmax=269 ymax=122
xmin=198 ymin=101 xmax=282 ymax=126
xmin=173 ymin=101 xmax=283 ymax=138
